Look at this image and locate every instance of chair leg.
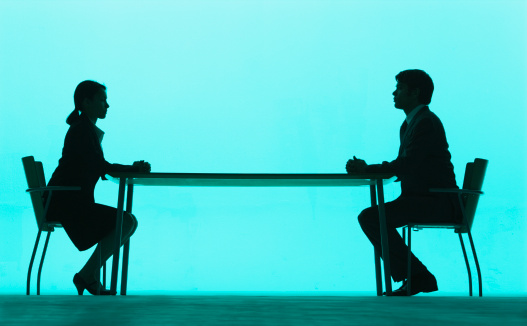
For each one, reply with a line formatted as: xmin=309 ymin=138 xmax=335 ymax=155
xmin=103 ymin=261 xmax=107 ymax=288
xmin=374 ymin=248 xmax=382 ymax=296
xmin=407 ymin=227 xmax=412 ymax=296
xmin=37 ymin=231 xmax=52 ymax=295
xmin=27 ymin=230 xmax=43 ymax=295
xmin=466 ymin=230 xmax=482 ymax=297
xmin=96 ymin=245 xmax=101 ymax=295
xmin=458 ymin=233 xmax=473 ymax=296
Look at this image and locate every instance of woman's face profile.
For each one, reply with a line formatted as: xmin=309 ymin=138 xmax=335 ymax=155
xmin=83 ymin=89 xmax=109 ymax=120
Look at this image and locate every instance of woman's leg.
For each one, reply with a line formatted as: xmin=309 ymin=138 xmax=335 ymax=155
xmin=78 ymin=212 xmax=137 ymax=283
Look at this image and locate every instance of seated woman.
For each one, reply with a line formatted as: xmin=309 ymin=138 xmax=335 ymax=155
xmin=46 ymin=80 xmax=150 ymax=295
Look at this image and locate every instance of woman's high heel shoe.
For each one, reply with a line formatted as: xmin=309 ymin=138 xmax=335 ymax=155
xmin=73 ymin=273 xmax=116 ymax=295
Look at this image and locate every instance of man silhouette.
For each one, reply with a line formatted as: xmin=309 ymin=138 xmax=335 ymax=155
xmin=346 ymin=69 xmax=460 ymax=296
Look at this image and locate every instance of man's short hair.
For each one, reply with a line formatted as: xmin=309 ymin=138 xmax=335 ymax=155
xmin=395 ymin=70 xmax=434 ymax=105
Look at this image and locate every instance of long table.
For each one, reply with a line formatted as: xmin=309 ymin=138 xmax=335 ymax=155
xmin=107 ymin=172 xmax=396 ymax=296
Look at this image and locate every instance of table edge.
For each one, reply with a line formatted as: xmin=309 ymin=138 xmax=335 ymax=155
xmin=107 ymin=172 xmax=396 ymax=180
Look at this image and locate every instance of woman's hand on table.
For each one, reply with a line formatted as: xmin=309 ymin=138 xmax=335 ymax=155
xmin=133 ymin=160 xmax=151 ymax=173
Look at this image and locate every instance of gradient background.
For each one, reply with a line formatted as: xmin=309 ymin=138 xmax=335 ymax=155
xmin=0 ymin=0 xmax=525 ymax=295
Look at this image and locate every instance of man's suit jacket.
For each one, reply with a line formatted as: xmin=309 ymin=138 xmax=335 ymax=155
xmin=48 ymin=114 xmax=136 ymax=204
xmin=366 ymin=106 xmax=458 ymax=196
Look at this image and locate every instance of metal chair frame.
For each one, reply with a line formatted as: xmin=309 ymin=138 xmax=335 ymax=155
xmin=23 ymin=156 xmax=106 ymax=295
xmin=402 ymin=158 xmax=487 ymax=297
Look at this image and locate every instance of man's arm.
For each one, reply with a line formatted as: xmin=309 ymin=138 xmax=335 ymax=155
xmin=350 ymin=118 xmax=437 ymax=176
xmin=384 ymin=118 xmax=436 ymax=176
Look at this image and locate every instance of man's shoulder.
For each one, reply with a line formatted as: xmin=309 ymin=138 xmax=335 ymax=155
xmin=414 ymin=107 xmax=443 ymax=125
xmin=405 ymin=107 xmax=447 ymax=139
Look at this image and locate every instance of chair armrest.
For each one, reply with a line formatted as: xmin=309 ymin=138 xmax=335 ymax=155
xmin=26 ymin=186 xmax=81 ymax=193
xmin=429 ymin=188 xmax=484 ymax=195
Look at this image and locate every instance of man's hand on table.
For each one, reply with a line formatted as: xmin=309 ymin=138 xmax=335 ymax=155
xmin=346 ymin=156 xmax=367 ymax=174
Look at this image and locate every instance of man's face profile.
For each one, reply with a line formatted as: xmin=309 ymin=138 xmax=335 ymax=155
xmin=393 ymin=82 xmax=418 ymax=111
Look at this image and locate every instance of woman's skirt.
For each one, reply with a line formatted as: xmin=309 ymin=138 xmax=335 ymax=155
xmin=47 ymin=193 xmax=117 ymax=251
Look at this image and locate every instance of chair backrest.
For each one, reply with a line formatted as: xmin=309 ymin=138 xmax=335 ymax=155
xmin=22 ymin=156 xmax=53 ymax=231
xmin=460 ymin=158 xmax=488 ymax=232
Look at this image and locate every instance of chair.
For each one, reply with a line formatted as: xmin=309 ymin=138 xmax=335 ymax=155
xmin=402 ymin=158 xmax=488 ymax=296
xmin=22 ymin=156 xmax=106 ymax=295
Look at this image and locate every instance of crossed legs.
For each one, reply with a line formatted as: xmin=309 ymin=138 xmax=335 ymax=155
xmin=358 ymin=195 xmax=456 ymax=282
xmin=78 ymin=212 xmax=138 ymax=284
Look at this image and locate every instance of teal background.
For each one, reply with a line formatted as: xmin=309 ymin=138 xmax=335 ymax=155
xmin=0 ymin=0 xmax=525 ymax=294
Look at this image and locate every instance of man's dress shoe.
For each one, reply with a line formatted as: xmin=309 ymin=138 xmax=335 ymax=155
xmin=386 ymin=272 xmax=438 ymax=296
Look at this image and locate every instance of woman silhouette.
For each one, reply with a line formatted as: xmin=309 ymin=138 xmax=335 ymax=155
xmin=47 ymin=80 xmax=150 ymax=295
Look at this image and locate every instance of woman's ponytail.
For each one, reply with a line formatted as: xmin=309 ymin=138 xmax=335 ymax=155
xmin=66 ymin=107 xmax=81 ymax=125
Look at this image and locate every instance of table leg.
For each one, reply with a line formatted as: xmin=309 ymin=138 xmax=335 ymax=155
xmin=376 ymin=179 xmax=392 ymax=295
xmin=121 ymin=184 xmax=134 ymax=295
xmin=370 ymin=184 xmax=383 ymax=296
xmin=111 ymin=177 xmax=126 ymax=294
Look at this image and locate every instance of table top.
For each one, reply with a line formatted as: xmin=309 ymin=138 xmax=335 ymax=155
xmin=107 ymin=172 xmax=396 ymax=187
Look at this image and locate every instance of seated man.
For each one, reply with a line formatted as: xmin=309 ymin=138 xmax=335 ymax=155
xmin=346 ymin=69 xmax=460 ymax=296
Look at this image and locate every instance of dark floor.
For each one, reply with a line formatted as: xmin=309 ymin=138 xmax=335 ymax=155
xmin=1 ymin=294 xmax=526 ymax=325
